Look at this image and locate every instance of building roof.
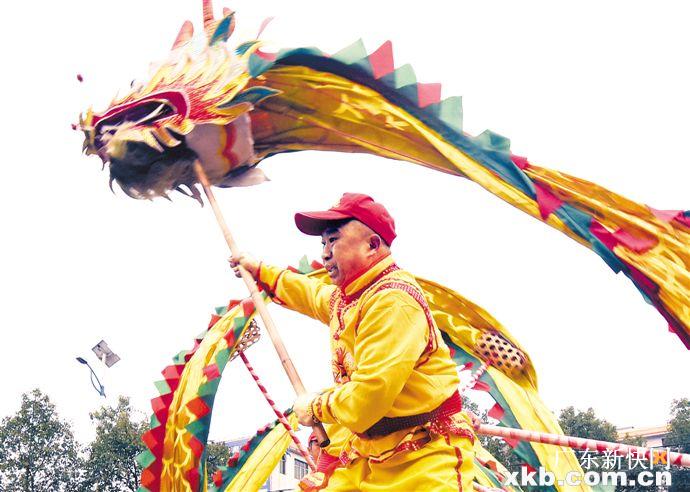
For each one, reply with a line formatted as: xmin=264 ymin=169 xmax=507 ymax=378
xmin=617 ymin=425 xmax=669 ymax=440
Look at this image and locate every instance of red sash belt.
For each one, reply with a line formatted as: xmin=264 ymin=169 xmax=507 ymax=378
xmin=316 ymin=449 xmax=341 ymax=473
xmin=360 ymin=390 xmax=462 ymax=439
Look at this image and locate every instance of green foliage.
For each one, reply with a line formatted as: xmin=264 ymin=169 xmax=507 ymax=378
xmin=613 ymin=434 xmax=647 ymax=492
xmin=2 ymin=389 xmax=686 ymax=492
xmin=0 ymin=389 xmax=83 ymax=491
xmin=558 ymin=406 xmax=618 ymax=442
xmin=205 ymin=440 xmax=232 ymax=482
xmin=559 ymin=407 xmax=631 ymax=492
xmin=667 ymin=398 xmax=690 ymax=492
xmin=461 ymin=395 xmax=481 ymax=418
xmin=0 ymin=390 xmax=234 ymax=491
xmin=81 ymin=396 xmax=149 ymax=492
xmin=559 ymin=404 xmax=690 ymax=492
xmin=480 ymin=435 xmax=523 ymax=475
xmin=463 ymin=395 xmax=523 ymax=475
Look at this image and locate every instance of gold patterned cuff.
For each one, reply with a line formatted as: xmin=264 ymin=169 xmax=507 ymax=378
xmin=312 ymin=391 xmax=335 ymax=424
xmin=307 ymin=399 xmax=320 ymax=424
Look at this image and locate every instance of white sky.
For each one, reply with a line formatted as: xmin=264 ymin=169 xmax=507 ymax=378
xmin=1 ymin=0 xmax=689 ymax=445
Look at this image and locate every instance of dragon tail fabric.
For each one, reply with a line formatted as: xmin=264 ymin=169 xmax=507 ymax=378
xmin=418 ymin=276 xmax=592 ymax=492
xmin=210 ymin=412 xmax=298 ymax=491
xmin=137 ymin=295 xmax=269 ymax=491
xmin=473 ymin=440 xmax=524 ymax=492
xmin=247 ymin=43 xmax=690 ymax=348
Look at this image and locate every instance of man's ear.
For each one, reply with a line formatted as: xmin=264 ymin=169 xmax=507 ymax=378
xmin=369 ymin=234 xmax=382 ymax=251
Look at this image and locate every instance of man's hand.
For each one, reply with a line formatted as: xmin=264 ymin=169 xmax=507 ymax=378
xmin=294 ymin=392 xmax=320 ymax=427
xmin=229 ymin=252 xmax=260 ymax=280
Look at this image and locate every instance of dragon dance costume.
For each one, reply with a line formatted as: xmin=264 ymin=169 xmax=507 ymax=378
xmin=259 ymin=254 xmax=476 ymax=491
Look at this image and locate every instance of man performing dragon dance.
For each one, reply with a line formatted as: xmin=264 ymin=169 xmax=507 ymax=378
xmin=232 ymin=193 xmax=476 ymax=490
xmin=76 ymin=0 xmax=690 ymax=490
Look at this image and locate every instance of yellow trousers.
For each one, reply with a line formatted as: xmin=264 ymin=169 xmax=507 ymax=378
xmin=324 ymin=432 xmax=475 ymax=491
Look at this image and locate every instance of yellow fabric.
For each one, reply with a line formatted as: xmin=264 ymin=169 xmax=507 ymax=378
xmin=259 ymin=256 xmax=470 ymax=466
xmin=159 ymin=302 xmax=261 ymax=491
xmin=487 ymin=368 xmax=586 ymax=492
xmin=524 ymin=164 xmax=690 ymax=334
xmin=418 ymin=277 xmax=589 ymax=492
xmin=323 ymin=431 xmax=475 ymax=492
xmin=258 ymin=261 xmax=336 ymax=325
xmin=257 ymin=65 xmax=580 ymax=245
xmin=258 ymin=66 xmax=690 ymax=346
xmin=416 ymin=277 xmax=538 ymax=389
xmin=298 ymin=268 xmax=590 ymax=491
xmin=225 ymin=413 xmax=299 ymax=492
xmin=472 ymin=439 xmax=519 ymax=491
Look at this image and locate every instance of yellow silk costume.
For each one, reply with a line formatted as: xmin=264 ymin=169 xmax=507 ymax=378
xmin=259 ymin=255 xmax=476 ymax=490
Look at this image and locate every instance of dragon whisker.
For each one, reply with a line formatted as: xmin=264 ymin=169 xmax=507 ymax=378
xmin=134 ymin=103 xmax=168 ymax=126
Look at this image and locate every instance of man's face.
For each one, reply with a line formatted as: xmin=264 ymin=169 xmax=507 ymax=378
xmin=320 ymin=220 xmax=375 ymax=288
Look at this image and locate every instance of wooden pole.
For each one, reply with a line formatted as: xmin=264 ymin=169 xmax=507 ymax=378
xmin=193 ymin=161 xmax=330 ymax=447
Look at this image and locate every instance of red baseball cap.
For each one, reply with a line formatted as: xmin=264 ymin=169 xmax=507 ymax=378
xmin=294 ymin=193 xmax=397 ymax=245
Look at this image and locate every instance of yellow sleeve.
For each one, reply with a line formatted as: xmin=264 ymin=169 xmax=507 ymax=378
xmin=258 ymin=263 xmax=335 ymax=325
xmin=311 ymin=289 xmax=429 ymax=433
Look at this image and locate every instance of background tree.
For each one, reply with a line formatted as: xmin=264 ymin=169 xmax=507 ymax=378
xmin=558 ymin=406 xmax=623 ymax=487
xmin=81 ymin=396 xmax=148 ymax=491
xmin=558 ymin=406 xmax=618 ymax=442
xmin=666 ymin=398 xmax=690 ymax=492
xmin=560 ymin=406 xmax=682 ymax=492
xmin=463 ymin=396 xmax=523 ymax=476
xmin=0 ymin=389 xmax=83 ymax=491
xmin=205 ymin=440 xmax=232 ymax=482
xmin=612 ymin=433 xmax=646 ymax=492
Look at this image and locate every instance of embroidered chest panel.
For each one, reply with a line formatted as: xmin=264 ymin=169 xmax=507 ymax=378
xmin=328 ymin=292 xmax=359 ymax=383
xmin=325 ymin=265 xmax=438 ymax=383
xmin=331 ymin=341 xmax=356 ymax=384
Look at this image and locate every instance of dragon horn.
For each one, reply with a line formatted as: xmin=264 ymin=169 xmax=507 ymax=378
xmin=202 ymin=0 xmax=215 ymax=31
xmin=171 ymin=20 xmax=194 ymax=50
xmin=256 ymin=16 xmax=274 ymax=39
xmin=223 ymin=7 xmax=236 ymax=37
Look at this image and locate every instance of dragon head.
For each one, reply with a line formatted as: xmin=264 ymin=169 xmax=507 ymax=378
xmin=79 ymin=1 xmax=278 ymax=200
